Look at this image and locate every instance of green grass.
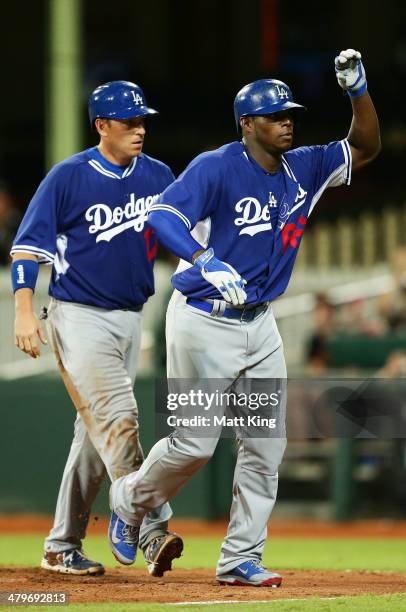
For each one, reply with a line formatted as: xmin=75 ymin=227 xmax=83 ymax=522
xmin=3 ymin=594 xmax=406 ymax=612
xmin=1 ymin=535 xmax=406 ymax=611
xmin=1 ymin=535 xmax=406 ymax=572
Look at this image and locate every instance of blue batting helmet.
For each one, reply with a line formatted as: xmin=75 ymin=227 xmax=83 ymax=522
xmin=88 ymin=80 xmax=158 ymax=126
xmin=234 ymin=79 xmax=306 ymax=129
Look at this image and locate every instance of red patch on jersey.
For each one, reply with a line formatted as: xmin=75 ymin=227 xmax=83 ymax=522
xmin=282 ymin=215 xmax=307 ymax=254
xmin=144 ymin=228 xmax=159 ymax=262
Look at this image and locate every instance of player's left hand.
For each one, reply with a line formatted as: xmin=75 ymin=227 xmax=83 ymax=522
xmin=194 ymin=248 xmax=247 ymax=306
xmin=335 ymin=49 xmax=367 ymax=98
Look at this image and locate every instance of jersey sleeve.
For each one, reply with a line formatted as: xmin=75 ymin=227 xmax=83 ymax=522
xmin=286 ymin=139 xmax=352 ymax=216
xmin=148 ymin=152 xmax=222 ymax=231
xmin=314 ymin=139 xmax=352 ymax=189
xmin=163 ymin=165 xmax=176 ymax=188
xmin=10 ymin=163 xmax=69 ymax=264
xmin=155 ymin=163 xmax=175 ymax=193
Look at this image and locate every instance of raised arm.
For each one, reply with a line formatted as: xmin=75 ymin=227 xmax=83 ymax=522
xmin=335 ymin=49 xmax=381 ymax=172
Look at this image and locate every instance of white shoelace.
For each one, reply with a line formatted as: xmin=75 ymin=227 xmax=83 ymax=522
xmin=122 ymin=524 xmax=138 ymax=545
xmin=248 ymin=559 xmax=266 ymax=572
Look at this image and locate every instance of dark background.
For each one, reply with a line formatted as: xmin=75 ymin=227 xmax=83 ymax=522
xmin=1 ymin=0 xmax=405 ymax=222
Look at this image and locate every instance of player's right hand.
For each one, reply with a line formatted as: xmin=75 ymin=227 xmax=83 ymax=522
xmin=194 ymin=248 xmax=247 ymax=306
xmin=15 ymin=310 xmax=47 ymax=359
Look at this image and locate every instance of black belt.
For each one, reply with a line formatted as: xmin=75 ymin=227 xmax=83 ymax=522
xmin=186 ymin=298 xmax=269 ymax=322
xmin=121 ymin=304 xmax=143 ymax=312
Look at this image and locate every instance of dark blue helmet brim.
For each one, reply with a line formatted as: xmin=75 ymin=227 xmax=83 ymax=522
xmin=96 ymin=106 xmax=159 ymax=120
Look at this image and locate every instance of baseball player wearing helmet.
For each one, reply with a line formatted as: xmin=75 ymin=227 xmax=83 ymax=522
xmin=11 ymin=81 xmax=183 ymax=577
xmin=107 ymin=50 xmax=380 ymax=585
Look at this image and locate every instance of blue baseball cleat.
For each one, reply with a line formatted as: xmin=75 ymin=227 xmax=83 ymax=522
xmin=41 ymin=549 xmax=105 ymax=575
xmin=108 ymin=511 xmax=139 ymax=565
xmin=217 ymin=560 xmax=282 ymax=587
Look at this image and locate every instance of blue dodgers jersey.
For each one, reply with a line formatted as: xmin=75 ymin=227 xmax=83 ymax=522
xmin=11 ymin=148 xmax=174 ymax=309
xmin=150 ymin=140 xmax=351 ymax=304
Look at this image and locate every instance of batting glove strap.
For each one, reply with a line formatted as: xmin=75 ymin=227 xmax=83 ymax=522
xmin=194 ymin=247 xmax=216 ymax=270
xmin=194 ymin=248 xmax=247 ymax=306
xmin=335 ymin=49 xmax=367 ymax=98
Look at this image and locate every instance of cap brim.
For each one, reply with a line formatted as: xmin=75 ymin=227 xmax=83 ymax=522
xmin=281 ymin=102 xmax=306 ymax=112
xmin=259 ymin=102 xmax=306 ymax=114
xmin=105 ymin=106 xmax=159 ymax=119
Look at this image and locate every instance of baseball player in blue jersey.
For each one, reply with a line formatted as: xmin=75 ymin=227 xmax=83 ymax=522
xmin=11 ymin=81 xmax=183 ymax=577
xmin=107 ymin=50 xmax=380 ymax=585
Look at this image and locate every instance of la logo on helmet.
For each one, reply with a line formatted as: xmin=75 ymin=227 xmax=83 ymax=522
xmin=131 ymin=91 xmax=144 ymax=105
xmin=275 ymin=86 xmax=289 ymax=99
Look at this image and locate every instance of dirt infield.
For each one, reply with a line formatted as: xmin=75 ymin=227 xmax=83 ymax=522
xmin=2 ymin=516 xmax=406 ymax=604
xmin=3 ymin=514 xmax=406 ymax=538
xmin=1 ymin=567 xmax=406 ymax=604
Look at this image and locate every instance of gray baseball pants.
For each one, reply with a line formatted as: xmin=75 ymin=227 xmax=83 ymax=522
xmin=44 ymin=298 xmax=172 ymax=554
xmin=111 ymin=290 xmax=287 ymax=575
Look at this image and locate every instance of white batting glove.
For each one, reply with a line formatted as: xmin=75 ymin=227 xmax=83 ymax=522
xmin=194 ymin=248 xmax=247 ymax=306
xmin=335 ymin=49 xmax=367 ymax=98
